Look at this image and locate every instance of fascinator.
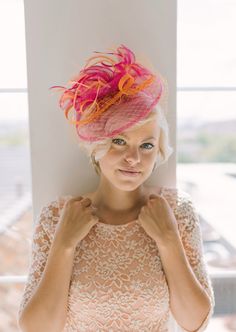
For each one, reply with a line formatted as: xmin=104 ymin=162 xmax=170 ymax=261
xmin=49 ymin=44 xmax=168 ymax=142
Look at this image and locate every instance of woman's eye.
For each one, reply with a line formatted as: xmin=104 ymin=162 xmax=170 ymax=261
xmin=112 ymin=138 xmax=125 ymax=145
xmin=142 ymin=143 xmax=154 ymax=150
xmin=112 ymin=139 xmax=154 ymax=150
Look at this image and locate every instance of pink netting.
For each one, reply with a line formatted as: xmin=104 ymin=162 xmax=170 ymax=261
xmin=49 ymin=44 xmax=168 ymax=142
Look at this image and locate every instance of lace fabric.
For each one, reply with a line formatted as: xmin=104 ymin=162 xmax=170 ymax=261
xmin=17 ymin=187 xmax=215 ymax=331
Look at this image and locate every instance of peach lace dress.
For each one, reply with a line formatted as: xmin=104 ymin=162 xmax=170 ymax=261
xmin=18 ymin=186 xmax=215 ymax=331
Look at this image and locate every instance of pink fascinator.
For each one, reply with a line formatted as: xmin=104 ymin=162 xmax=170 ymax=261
xmin=49 ymin=44 xmax=168 ymax=142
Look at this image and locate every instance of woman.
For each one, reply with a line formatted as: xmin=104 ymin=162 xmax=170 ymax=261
xmin=17 ymin=44 xmax=214 ymax=331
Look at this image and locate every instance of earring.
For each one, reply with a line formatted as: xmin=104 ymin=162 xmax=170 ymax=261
xmin=91 ymin=154 xmax=101 ymax=174
xmin=152 ymin=161 xmax=157 ymax=173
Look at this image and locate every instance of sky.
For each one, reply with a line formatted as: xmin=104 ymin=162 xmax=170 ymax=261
xmin=0 ymin=0 xmax=236 ymax=124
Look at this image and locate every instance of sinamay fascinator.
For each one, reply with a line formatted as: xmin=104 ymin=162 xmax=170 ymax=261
xmin=49 ymin=44 xmax=169 ymax=142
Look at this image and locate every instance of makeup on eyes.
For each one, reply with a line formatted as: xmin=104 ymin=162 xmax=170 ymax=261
xmin=112 ymin=139 xmax=155 ymax=150
xmin=115 ymin=134 xmax=157 ymax=143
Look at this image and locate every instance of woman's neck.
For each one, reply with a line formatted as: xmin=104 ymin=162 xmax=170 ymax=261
xmin=92 ymin=183 xmax=147 ymax=213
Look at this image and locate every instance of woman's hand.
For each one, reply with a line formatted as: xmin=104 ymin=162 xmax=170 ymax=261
xmin=54 ymin=196 xmax=99 ymax=249
xmin=137 ymin=193 xmax=180 ymax=246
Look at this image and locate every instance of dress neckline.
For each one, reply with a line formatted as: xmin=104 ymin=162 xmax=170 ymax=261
xmin=95 ymin=186 xmax=166 ymax=228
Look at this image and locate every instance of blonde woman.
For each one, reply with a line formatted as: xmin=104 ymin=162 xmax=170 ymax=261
xmin=17 ymin=44 xmax=214 ymax=332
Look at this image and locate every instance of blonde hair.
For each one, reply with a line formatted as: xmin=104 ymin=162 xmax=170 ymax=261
xmin=77 ymin=105 xmax=174 ymax=175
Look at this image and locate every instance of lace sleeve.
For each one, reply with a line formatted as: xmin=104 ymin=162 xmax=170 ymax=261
xmin=17 ymin=198 xmax=61 ymax=320
xmin=175 ymin=193 xmax=215 ymax=332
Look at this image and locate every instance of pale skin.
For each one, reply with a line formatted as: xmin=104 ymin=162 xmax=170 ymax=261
xmin=84 ymin=120 xmax=163 ymax=224
xmin=18 ymin=119 xmax=212 ymax=332
xmin=83 ymin=119 xmax=212 ymax=331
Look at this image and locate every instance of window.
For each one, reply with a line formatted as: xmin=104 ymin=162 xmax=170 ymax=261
xmin=177 ymin=0 xmax=236 ymax=330
xmin=0 ymin=1 xmax=31 ymax=331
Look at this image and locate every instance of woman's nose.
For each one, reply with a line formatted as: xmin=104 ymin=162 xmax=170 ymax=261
xmin=124 ymin=147 xmax=141 ymax=164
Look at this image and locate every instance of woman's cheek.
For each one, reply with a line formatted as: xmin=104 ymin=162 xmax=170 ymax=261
xmin=100 ymin=149 xmax=123 ymax=167
xmin=109 ymin=147 xmax=127 ymax=160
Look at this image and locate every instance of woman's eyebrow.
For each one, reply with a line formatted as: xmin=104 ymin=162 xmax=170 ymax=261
xmin=118 ymin=134 xmax=157 ymax=142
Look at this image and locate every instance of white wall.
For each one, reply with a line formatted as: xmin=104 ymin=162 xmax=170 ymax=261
xmin=23 ymin=0 xmax=177 ymax=219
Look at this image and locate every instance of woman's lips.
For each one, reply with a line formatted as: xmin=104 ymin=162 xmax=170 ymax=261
xmin=118 ymin=169 xmax=141 ymax=177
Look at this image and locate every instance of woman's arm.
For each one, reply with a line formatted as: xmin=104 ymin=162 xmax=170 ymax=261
xmin=18 ymin=199 xmax=76 ymax=332
xmin=157 ymin=195 xmax=214 ymax=332
xmin=19 ymin=238 xmax=76 ymax=332
xmin=158 ymin=235 xmax=211 ymax=332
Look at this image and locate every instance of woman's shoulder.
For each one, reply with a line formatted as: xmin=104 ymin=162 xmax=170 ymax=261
xmin=157 ymin=185 xmax=194 ymax=211
xmin=161 ymin=185 xmax=191 ymax=197
xmin=35 ymin=194 xmax=74 ymax=241
xmin=38 ymin=194 xmax=73 ymax=215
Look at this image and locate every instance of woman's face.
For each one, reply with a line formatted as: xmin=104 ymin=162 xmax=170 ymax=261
xmin=98 ymin=119 xmax=161 ymax=191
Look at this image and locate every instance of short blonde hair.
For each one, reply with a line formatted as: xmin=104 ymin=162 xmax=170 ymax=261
xmin=77 ymin=105 xmax=174 ymax=175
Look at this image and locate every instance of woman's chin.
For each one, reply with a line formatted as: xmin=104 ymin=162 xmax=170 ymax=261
xmin=112 ymin=174 xmax=147 ymax=190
